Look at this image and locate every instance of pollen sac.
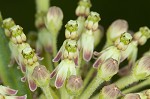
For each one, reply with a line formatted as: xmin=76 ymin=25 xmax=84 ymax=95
xmin=115 ymin=32 xmax=132 ymax=51
xmin=2 ymin=18 xmax=16 ymax=37
xmin=85 ymin=11 xmax=101 ymax=31
xmin=134 ymin=26 xmax=150 ymax=45
xmin=65 ymin=20 xmax=79 ymax=40
xmin=22 ymin=46 xmax=38 ymax=66
xmin=10 ymin=25 xmax=26 ymax=44
xmin=75 ymin=0 xmax=92 ymax=17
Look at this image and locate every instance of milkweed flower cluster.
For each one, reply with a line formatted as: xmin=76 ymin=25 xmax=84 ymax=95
xmin=0 ymin=0 xmax=150 ymax=99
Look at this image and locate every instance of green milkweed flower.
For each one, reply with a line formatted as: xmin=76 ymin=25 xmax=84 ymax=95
xmin=53 ymin=39 xmax=79 ymax=66
xmin=76 ymin=0 xmax=92 ymax=17
xmin=65 ymin=20 xmax=79 ymax=40
xmin=133 ymin=26 xmax=150 ymax=45
xmin=105 ymin=19 xmax=128 ymax=48
xmin=50 ymin=59 xmax=76 ymax=88
xmin=2 ymin=18 xmax=16 ymax=37
xmin=85 ymin=11 xmax=101 ymax=31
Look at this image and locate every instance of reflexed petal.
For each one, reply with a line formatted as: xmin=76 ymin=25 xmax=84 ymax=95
xmin=0 ymin=85 xmax=18 ymax=95
xmin=50 ymin=66 xmax=59 ymax=78
xmin=55 ymin=61 xmax=68 ymax=88
xmin=74 ymin=50 xmax=79 ymax=66
xmin=83 ymin=49 xmax=93 ymax=62
xmin=5 ymin=95 xmax=27 ymax=99
xmin=93 ymin=58 xmax=103 ymax=68
xmin=28 ymin=79 xmax=37 ymax=92
xmin=21 ymin=76 xmax=26 ymax=82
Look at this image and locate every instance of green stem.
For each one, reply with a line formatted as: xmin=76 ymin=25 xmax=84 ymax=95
xmin=122 ymin=77 xmax=150 ymax=94
xmin=114 ymin=74 xmax=138 ymax=89
xmin=91 ymin=94 xmax=99 ymax=99
xmin=49 ymin=87 xmax=59 ymax=99
xmin=83 ymin=68 xmax=95 ymax=90
xmin=41 ymin=85 xmax=53 ymax=99
xmin=79 ymin=76 xmax=104 ymax=99
xmin=60 ymin=85 xmax=69 ymax=99
xmin=52 ymin=35 xmax=58 ymax=67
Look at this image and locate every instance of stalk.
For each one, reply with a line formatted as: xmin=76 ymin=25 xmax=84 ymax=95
xmin=79 ymin=76 xmax=104 ymax=99
xmin=122 ymin=77 xmax=150 ymax=94
xmin=114 ymin=74 xmax=138 ymax=89
xmin=41 ymin=85 xmax=53 ymax=99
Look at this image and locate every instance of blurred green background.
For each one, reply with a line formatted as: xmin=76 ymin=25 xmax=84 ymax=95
xmin=0 ymin=0 xmax=150 ymax=56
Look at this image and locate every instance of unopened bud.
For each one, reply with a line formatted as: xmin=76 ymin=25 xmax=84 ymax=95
xmin=106 ymin=19 xmax=128 ymax=43
xmin=2 ymin=18 xmax=15 ymax=37
xmin=100 ymin=84 xmax=121 ymax=99
xmin=98 ymin=58 xmax=119 ymax=81
xmin=75 ymin=0 xmax=92 ymax=17
xmin=66 ymin=75 xmax=83 ymax=95
xmin=85 ymin=11 xmax=101 ymax=31
xmin=133 ymin=54 xmax=150 ymax=79
xmin=65 ymin=20 xmax=79 ymax=40
xmin=10 ymin=25 xmax=26 ymax=44
xmin=123 ymin=93 xmax=141 ymax=99
xmin=45 ymin=6 xmax=63 ymax=36
xmin=27 ymin=31 xmax=38 ymax=49
xmin=115 ymin=32 xmax=132 ymax=51
xmin=32 ymin=65 xmax=49 ymax=87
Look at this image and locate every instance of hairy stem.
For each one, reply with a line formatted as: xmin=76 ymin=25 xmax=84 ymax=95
xmin=114 ymin=74 xmax=138 ymax=89
xmin=79 ymin=76 xmax=104 ymax=99
xmin=122 ymin=77 xmax=150 ymax=94
xmin=41 ymin=85 xmax=53 ymax=99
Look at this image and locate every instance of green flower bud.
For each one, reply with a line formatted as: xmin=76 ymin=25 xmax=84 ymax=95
xmin=100 ymin=84 xmax=121 ymax=99
xmin=132 ymin=54 xmax=150 ymax=79
xmin=123 ymin=93 xmax=141 ymax=99
xmin=76 ymin=0 xmax=92 ymax=17
xmin=66 ymin=75 xmax=83 ymax=95
xmin=85 ymin=11 xmax=101 ymax=31
xmin=98 ymin=58 xmax=119 ymax=81
xmin=10 ymin=25 xmax=26 ymax=44
xmin=35 ymin=11 xmax=46 ymax=29
xmin=134 ymin=26 xmax=150 ymax=45
xmin=45 ymin=6 xmax=63 ymax=36
xmin=32 ymin=65 xmax=50 ymax=87
xmin=2 ymin=18 xmax=15 ymax=37
xmin=115 ymin=32 xmax=132 ymax=51
xmin=65 ymin=20 xmax=78 ymax=40
xmin=106 ymin=19 xmax=128 ymax=45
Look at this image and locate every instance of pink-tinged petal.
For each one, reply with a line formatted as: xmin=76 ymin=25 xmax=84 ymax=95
xmin=52 ymin=50 xmax=62 ymax=62
xmin=83 ymin=49 xmax=93 ymax=62
xmin=5 ymin=87 xmax=18 ymax=95
xmin=5 ymin=95 xmax=27 ymax=99
xmin=28 ymin=79 xmax=37 ymax=92
xmin=93 ymin=58 xmax=103 ymax=68
xmin=20 ymin=63 xmax=26 ymax=73
xmin=55 ymin=76 xmax=65 ymax=89
xmin=50 ymin=67 xmax=59 ymax=78
xmin=21 ymin=76 xmax=26 ymax=82
xmin=74 ymin=56 xmax=78 ymax=66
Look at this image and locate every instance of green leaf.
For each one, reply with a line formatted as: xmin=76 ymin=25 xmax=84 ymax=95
xmin=0 ymin=27 xmax=32 ymax=98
